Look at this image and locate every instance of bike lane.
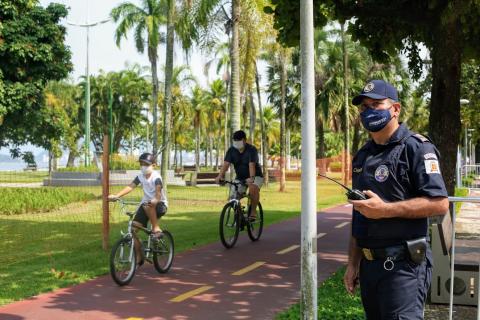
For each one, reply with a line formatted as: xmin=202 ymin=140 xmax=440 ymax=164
xmin=0 ymin=204 xmax=352 ymax=320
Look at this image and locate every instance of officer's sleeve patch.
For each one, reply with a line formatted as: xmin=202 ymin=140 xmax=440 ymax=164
xmin=425 ymin=160 xmax=441 ymax=174
xmin=423 ymin=152 xmax=438 ymax=160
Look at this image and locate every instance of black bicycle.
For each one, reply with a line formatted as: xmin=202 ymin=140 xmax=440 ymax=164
xmin=108 ymin=198 xmax=174 ymax=286
xmin=219 ymin=180 xmax=264 ymax=248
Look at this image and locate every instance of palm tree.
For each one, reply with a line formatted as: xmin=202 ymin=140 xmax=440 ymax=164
xmin=111 ymin=0 xmax=166 ymax=155
xmin=191 ymin=86 xmax=209 ymax=171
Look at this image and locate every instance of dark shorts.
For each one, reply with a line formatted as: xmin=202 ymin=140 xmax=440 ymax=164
xmin=359 ymin=249 xmax=432 ymax=320
xmin=133 ymin=202 xmax=167 ymax=227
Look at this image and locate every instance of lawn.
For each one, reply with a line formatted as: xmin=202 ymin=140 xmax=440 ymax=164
xmin=0 ymin=178 xmax=347 ymax=305
xmin=276 ymin=267 xmax=364 ymax=320
xmin=0 ymin=171 xmax=49 ymax=183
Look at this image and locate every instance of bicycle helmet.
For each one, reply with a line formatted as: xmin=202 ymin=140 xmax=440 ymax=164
xmin=139 ymin=152 xmax=155 ymax=165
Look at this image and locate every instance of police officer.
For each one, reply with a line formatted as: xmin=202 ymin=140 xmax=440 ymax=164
xmin=343 ymin=80 xmax=450 ymax=319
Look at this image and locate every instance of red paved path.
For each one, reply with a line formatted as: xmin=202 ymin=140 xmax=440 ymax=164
xmin=0 ymin=205 xmax=352 ymax=320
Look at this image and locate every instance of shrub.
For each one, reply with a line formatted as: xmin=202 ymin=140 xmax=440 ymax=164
xmin=110 ymin=154 xmax=140 ymax=170
xmin=57 ymin=165 xmax=100 ymax=173
xmin=0 ymin=187 xmax=97 ymax=215
xmin=277 ymin=267 xmax=364 ymax=320
xmin=329 ymin=161 xmax=342 ymax=172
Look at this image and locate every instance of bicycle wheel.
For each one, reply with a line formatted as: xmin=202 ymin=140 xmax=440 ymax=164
xmin=219 ymin=202 xmax=240 ymax=249
xmin=110 ymin=236 xmax=136 ymax=286
xmin=153 ymin=230 xmax=174 ymax=273
xmin=247 ymin=202 xmax=264 ymax=241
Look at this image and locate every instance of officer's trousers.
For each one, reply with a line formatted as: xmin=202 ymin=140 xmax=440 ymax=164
xmin=359 ymin=252 xmax=432 ymax=320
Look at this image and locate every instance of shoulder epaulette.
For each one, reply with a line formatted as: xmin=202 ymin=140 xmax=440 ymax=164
xmin=412 ymin=133 xmax=430 ymax=143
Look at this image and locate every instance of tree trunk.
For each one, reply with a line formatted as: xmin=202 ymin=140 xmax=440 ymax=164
xmin=180 ymin=145 xmax=183 ymax=167
xmin=351 ymin=117 xmax=362 ymax=155
xmin=286 ymin=129 xmax=291 ymax=170
xmin=341 ymin=22 xmax=350 ymax=185
xmin=204 ymin=145 xmax=208 ymax=168
xmin=317 ymin=119 xmax=326 ymax=175
xmin=255 ymin=64 xmax=268 ymax=186
xmin=174 ymin=141 xmax=178 ymax=169
xmin=195 ymin=117 xmax=200 ymax=171
xmin=216 ymin=136 xmax=221 ymax=170
xmin=148 ymin=47 xmax=159 ymax=155
xmin=224 ymin=80 xmax=230 ymax=153
xmin=279 ymin=54 xmax=287 ymax=192
xmin=209 ymin=136 xmax=213 ymax=168
xmin=66 ymin=150 xmax=76 ymax=167
xmin=249 ymin=90 xmax=256 ymax=142
xmin=229 ymin=0 xmax=241 ymax=134
xmin=429 ymin=19 xmax=462 ymax=195
xmin=160 ymin=0 xmax=175 ymax=188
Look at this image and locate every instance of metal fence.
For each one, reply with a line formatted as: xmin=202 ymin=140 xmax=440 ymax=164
xmin=458 ymin=165 xmax=480 ymax=189
xmin=447 ymin=196 xmax=480 ymax=320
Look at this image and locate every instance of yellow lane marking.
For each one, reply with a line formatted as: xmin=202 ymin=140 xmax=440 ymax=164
xmin=232 ymin=261 xmax=266 ymax=276
xmin=317 ymin=233 xmax=327 ymax=238
xmin=276 ymin=245 xmax=300 ymax=255
xmin=170 ymin=286 xmax=214 ymax=303
xmin=335 ymin=222 xmax=349 ymax=229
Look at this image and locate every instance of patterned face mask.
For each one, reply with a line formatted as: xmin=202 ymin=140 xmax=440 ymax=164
xmin=360 ymin=106 xmax=393 ymax=132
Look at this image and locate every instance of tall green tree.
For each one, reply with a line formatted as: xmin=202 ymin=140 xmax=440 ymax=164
xmin=111 ymin=0 xmax=166 ymax=155
xmin=44 ymin=80 xmax=82 ymax=167
xmin=266 ymin=0 xmax=480 ymax=194
xmin=85 ymin=68 xmax=150 ymax=153
xmin=0 ymin=1 xmax=72 ymax=151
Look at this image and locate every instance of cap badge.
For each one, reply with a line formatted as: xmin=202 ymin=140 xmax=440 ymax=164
xmin=363 ymin=82 xmax=375 ymax=92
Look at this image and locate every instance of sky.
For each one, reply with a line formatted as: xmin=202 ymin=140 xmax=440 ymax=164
xmin=39 ymin=0 xmax=212 ymax=86
xmin=1 ymin=0 xmax=246 ymax=158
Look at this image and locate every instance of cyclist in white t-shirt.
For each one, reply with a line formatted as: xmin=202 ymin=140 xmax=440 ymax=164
xmin=108 ymin=153 xmax=168 ymax=266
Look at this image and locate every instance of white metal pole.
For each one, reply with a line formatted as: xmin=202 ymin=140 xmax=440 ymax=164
xmin=456 ymin=146 xmax=461 ymax=189
xmin=300 ymin=0 xmax=317 ymax=318
xmin=449 ymin=204 xmax=456 ymax=320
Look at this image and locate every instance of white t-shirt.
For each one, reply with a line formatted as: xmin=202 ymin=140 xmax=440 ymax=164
xmin=133 ymin=170 xmax=168 ymax=207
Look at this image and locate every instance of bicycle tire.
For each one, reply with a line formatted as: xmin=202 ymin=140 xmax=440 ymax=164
xmin=110 ymin=237 xmax=137 ymax=286
xmin=219 ymin=202 xmax=240 ymax=249
xmin=153 ymin=230 xmax=174 ymax=273
xmin=247 ymin=201 xmax=264 ymax=241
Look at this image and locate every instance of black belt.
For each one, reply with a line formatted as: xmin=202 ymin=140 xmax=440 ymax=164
xmin=361 ymin=245 xmax=408 ymax=261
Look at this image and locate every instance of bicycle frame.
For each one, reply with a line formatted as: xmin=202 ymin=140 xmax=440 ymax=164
xmin=114 ymin=199 xmax=155 ymax=260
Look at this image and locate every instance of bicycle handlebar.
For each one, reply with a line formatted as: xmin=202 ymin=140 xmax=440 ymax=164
xmin=219 ymin=179 xmax=247 ymax=187
xmin=108 ymin=197 xmax=144 ymax=206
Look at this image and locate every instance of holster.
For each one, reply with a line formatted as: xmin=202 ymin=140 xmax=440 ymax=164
xmin=405 ymin=237 xmax=427 ymax=264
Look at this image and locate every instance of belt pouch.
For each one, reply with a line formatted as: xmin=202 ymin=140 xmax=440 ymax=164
xmin=405 ymin=237 xmax=427 ymax=264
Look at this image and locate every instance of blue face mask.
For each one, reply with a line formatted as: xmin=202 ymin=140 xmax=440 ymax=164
xmin=360 ymin=107 xmax=393 ymax=132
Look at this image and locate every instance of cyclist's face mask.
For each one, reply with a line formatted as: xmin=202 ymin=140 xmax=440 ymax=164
xmin=140 ymin=164 xmax=153 ymax=175
xmin=233 ymin=140 xmax=244 ymax=150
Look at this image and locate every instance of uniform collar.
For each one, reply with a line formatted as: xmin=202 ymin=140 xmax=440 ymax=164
xmin=386 ymin=123 xmax=410 ymax=144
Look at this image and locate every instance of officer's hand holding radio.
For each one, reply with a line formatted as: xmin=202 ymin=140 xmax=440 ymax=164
xmin=349 ymin=190 xmax=389 ymax=219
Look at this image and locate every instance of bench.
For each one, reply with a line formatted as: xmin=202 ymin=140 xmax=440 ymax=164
xmin=23 ymin=164 xmax=37 ymax=171
xmin=183 ymin=165 xmax=197 ymax=172
xmin=430 ymin=211 xmax=479 ymax=306
xmin=188 ymin=171 xmax=218 ymax=186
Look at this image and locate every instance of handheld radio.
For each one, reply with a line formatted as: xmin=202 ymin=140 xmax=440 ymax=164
xmin=318 ymin=174 xmax=368 ymax=200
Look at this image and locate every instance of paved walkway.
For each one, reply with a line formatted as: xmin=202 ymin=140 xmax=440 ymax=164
xmin=0 ymin=205 xmax=352 ymax=320
xmin=456 ymin=189 xmax=480 ymax=236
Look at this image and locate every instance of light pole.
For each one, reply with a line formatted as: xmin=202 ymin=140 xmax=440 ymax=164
xmin=460 ymin=99 xmax=470 ymax=166
xmin=68 ymin=1 xmax=109 ymax=166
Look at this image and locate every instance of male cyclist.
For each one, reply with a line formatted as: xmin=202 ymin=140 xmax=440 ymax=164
xmin=215 ymin=130 xmax=263 ymax=220
xmin=108 ymin=153 xmax=168 ymax=266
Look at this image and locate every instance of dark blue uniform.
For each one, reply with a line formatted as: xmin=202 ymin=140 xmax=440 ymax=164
xmin=352 ymin=123 xmax=448 ymax=320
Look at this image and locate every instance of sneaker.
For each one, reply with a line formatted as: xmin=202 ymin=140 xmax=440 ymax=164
xmin=151 ymin=231 xmax=164 ymax=242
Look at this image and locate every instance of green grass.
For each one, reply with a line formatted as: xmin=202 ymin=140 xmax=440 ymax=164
xmin=276 ymin=267 xmax=364 ymax=320
xmin=0 ymin=187 xmax=98 ymax=215
xmin=0 ymin=171 xmax=48 ymax=183
xmin=0 ymin=179 xmax=347 ymax=306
